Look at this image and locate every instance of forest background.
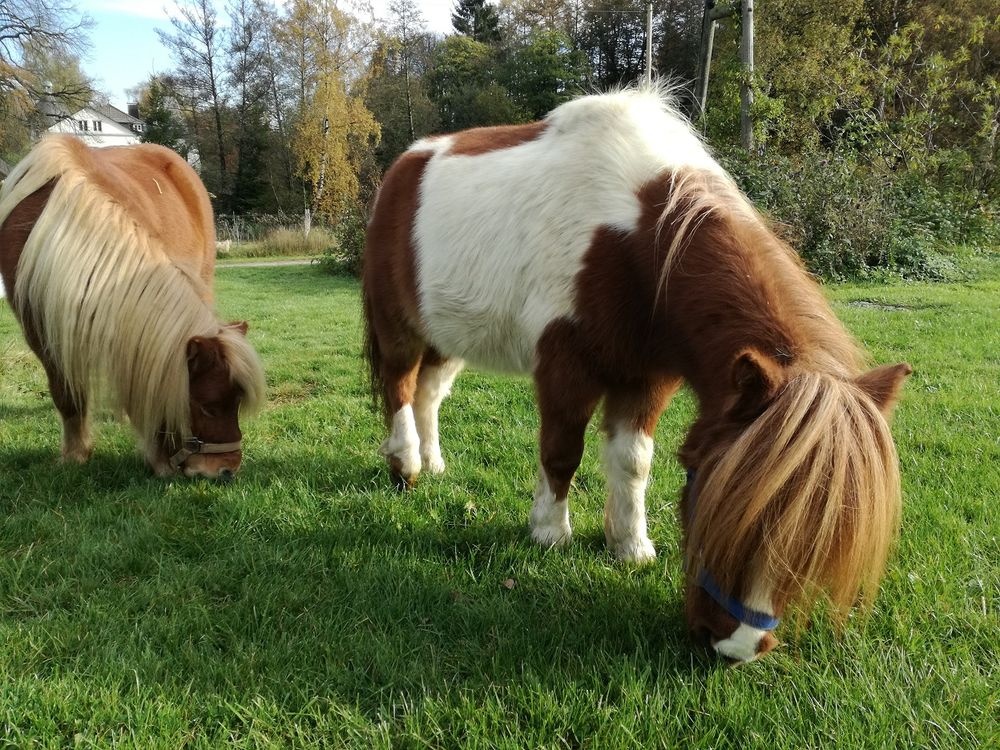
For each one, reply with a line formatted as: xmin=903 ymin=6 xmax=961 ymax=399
xmin=2 ymin=0 xmax=999 ymax=280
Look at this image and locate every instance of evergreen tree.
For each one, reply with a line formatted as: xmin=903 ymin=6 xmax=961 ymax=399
xmin=139 ymin=76 xmax=188 ymax=155
xmin=451 ymin=0 xmax=502 ymax=45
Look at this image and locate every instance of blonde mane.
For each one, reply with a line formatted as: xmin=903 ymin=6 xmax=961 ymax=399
xmin=686 ymin=373 xmax=902 ymax=619
xmin=0 ymin=137 xmax=264 ymax=452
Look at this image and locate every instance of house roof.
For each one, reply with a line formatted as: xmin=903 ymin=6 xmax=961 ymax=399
xmin=34 ymin=97 xmax=144 ymax=127
xmin=92 ymin=102 xmax=143 ymax=126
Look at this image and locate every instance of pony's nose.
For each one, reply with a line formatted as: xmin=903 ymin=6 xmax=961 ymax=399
xmin=217 ymin=468 xmax=235 ymax=483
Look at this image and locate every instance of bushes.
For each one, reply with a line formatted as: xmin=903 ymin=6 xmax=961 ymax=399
xmin=719 ymin=147 xmax=995 ymax=281
xmin=318 ymin=205 xmax=367 ymax=277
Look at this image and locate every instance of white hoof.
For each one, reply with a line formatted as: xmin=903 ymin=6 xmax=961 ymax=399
xmin=609 ymin=536 xmax=657 ymax=564
xmin=421 ymin=451 xmax=446 ymax=475
xmin=531 ymin=522 xmax=572 ymax=548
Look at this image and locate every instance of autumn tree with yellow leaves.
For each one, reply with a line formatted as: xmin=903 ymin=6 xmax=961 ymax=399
xmin=276 ymin=0 xmax=380 ymax=223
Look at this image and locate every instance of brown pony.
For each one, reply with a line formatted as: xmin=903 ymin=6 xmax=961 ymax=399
xmin=0 ymin=135 xmax=265 ymax=479
xmin=361 ymin=87 xmax=911 ymax=661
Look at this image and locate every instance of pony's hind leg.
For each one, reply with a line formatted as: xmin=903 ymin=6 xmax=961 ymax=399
xmin=377 ymin=343 xmax=425 ymax=489
xmin=531 ymin=328 xmax=603 ymax=547
xmin=413 ymin=350 xmax=464 ymax=474
xmin=30 ymin=333 xmax=92 ymax=463
xmin=601 ymin=380 xmax=681 ymax=563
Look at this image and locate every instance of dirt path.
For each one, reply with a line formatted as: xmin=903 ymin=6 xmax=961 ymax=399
xmin=217 ymin=258 xmax=316 ymax=269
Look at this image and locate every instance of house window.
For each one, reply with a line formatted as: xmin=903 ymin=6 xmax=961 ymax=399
xmin=93 ymin=120 xmax=102 ymax=132
xmin=78 ymin=120 xmax=89 ymax=131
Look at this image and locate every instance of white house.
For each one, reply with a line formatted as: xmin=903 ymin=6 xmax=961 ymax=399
xmin=46 ymin=102 xmax=146 ymax=147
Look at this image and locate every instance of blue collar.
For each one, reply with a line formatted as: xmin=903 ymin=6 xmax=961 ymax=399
xmin=686 ymin=469 xmax=781 ymax=631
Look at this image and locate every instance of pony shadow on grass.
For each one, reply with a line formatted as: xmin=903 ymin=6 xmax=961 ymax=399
xmin=0 ymin=449 xmax=717 ymax=735
xmin=0 ymin=402 xmax=51 ymax=420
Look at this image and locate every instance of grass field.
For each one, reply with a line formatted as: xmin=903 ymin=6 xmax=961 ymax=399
xmin=0 ymin=256 xmax=997 ymax=748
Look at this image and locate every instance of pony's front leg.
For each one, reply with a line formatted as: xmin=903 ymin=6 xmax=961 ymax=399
xmin=531 ymin=339 xmax=602 ymax=547
xmin=602 ymin=382 xmax=679 ymax=564
xmin=413 ymin=354 xmax=464 ymax=474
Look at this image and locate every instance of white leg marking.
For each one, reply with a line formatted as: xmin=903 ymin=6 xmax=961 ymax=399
xmin=603 ymin=428 xmax=657 ymax=563
xmin=711 ymin=585 xmax=775 ymax=663
xmin=530 ymin=470 xmax=572 ymax=547
xmin=413 ymin=359 xmax=464 ymax=474
xmin=379 ymin=405 xmax=421 ymax=479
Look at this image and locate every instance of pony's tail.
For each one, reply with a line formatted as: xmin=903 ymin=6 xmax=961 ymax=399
xmin=361 ymin=286 xmax=390 ymax=425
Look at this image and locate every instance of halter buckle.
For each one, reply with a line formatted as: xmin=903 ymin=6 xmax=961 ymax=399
xmin=168 ymin=436 xmax=242 ymax=470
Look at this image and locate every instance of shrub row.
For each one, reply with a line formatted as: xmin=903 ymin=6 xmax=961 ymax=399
xmin=720 ymin=148 xmax=999 ymax=281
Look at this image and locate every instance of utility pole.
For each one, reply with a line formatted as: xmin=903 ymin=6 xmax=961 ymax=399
xmin=694 ymin=0 xmax=755 ymax=151
xmin=645 ymin=2 xmax=653 ymax=86
xmin=740 ymin=0 xmax=754 ymax=150
xmin=694 ymin=1 xmax=737 ymax=117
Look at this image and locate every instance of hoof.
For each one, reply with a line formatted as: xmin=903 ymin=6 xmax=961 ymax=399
xmin=610 ymin=536 xmax=657 ymax=565
xmin=531 ymin=523 xmax=572 ymax=549
xmin=60 ymin=446 xmax=92 ymax=464
xmin=389 ymin=455 xmax=418 ymax=491
xmin=421 ymin=453 xmax=446 ymax=475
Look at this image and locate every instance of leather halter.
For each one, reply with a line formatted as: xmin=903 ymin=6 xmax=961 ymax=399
xmin=169 ymin=437 xmax=242 ymax=470
xmin=686 ymin=469 xmax=781 ymax=631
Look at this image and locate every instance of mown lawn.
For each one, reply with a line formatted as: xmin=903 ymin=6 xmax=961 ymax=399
xmin=0 ymin=257 xmax=996 ymax=748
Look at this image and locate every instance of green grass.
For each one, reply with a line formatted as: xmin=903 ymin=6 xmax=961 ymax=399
xmin=0 ymin=258 xmax=997 ymax=748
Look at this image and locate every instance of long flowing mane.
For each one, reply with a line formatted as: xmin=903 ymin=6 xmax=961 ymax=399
xmin=0 ymin=137 xmax=264 ymax=451
xmin=664 ymin=149 xmax=902 ymax=619
xmin=685 ymin=373 xmax=901 ymax=615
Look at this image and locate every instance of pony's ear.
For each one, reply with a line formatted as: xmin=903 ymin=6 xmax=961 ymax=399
xmin=225 ymin=320 xmax=249 ymax=336
xmin=731 ymin=348 xmax=783 ymax=417
xmin=187 ymin=336 xmax=221 ymax=377
xmin=854 ymin=363 xmax=913 ymax=416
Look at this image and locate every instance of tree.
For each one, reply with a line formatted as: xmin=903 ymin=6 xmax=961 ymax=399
xmin=501 ymin=29 xmax=588 ymax=119
xmin=0 ymin=0 xmax=92 ymax=160
xmin=577 ymin=0 xmax=648 ymax=88
xmin=366 ymin=0 xmax=440 ymax=168
xmin=428 ymin=35 xmax=520 ymax=130
xmin=452 ymin=0 xmax=502 ymax=45
xmin=158 ymin=0 xmax=228 ymax=203
xmin=226 ymin=0 xmax=273 ymax=212
xmin=277 ymin=0 xmax=381 ymax=221
xmin=138 ymin=75 xmax=187 ymax=154
xmin=498 ymin=0 xmax=583 ymax=40
xmin=388 ymin=0 xmax=427 ymax=143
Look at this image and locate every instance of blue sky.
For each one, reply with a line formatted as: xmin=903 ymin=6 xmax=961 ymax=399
xmin=82 ymin=0 xmax=456 ymax=108
xmin=82 ymin=3 xmax=174 ymax=107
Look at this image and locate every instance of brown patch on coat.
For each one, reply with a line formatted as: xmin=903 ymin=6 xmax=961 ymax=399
xmin=533 ymin=319 xmax=604 ymax=499
xmin=362 ymin=150 xmax=434 ymax=421
xmin=0 ymin=180 xmax=57 ymax=306
xmin=446 ymin=122 xmax=547 ymax=157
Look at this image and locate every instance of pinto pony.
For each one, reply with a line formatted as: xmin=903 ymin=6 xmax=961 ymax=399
xmin=362 ymin=88 xmax=911 ymax=662
xmin=0 ymin=136 xmax=265 ymax=478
